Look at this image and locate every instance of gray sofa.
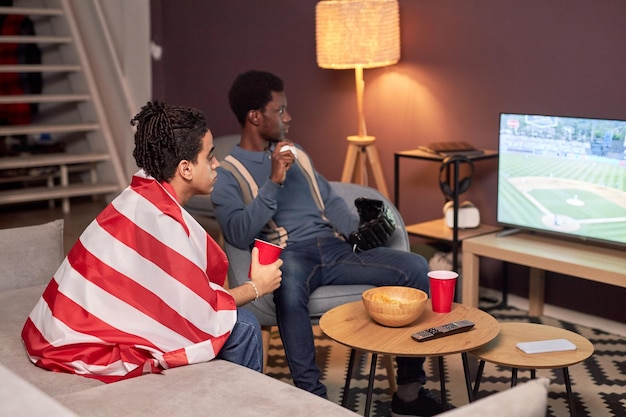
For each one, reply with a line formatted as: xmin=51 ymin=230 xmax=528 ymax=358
xmin=0 ymin=220 xmax=360 ymax=417
xmin=0 ymin=220 xmax=550 ymax=417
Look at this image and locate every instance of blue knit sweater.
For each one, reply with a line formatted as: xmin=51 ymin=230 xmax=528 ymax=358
xmin=211 ymin=143 xmax=359 ymax=249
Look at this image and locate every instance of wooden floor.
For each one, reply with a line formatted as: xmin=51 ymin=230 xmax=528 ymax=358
xmin=0 ymin=196 xmax=221 ymax=254
xmin=0 ymin=197 xmax=107 ymax=254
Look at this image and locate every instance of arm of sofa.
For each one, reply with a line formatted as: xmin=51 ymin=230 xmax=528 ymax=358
xmin=439 ymin=378 xmax=550 ymax=417
xmin=0 ymin=364 xmax=80 ymax=417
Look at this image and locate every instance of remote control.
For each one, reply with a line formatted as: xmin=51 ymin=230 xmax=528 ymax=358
xmin=411 ymin=320 xmax=475 ymax=342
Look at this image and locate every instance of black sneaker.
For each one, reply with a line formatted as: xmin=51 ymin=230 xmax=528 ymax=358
xmin=391 ymin=387 xmax=443 ymax=417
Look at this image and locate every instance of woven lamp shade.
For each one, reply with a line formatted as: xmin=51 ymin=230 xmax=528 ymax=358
xmin=316 ymin=0 xmax=400 ymax=69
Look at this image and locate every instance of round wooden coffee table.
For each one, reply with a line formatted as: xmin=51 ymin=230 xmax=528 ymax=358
xmin=470 ymin=322 xmax=594 ymax=417
xmin=319 ymin=300 xmax=500 ymax=416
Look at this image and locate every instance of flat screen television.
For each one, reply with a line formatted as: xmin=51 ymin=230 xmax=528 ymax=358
xmin=497 ymin=113 xmax=626 ymax=249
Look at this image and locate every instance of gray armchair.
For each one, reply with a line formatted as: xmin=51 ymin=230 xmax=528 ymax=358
xmin=224 ymin=181 xmax=409 ymax=379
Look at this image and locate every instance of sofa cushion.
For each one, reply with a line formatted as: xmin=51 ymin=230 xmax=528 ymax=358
xmin=439 ymin=378 xmax=550 ymax=417
xmin=0 ymin=285 xmax=103 ymax=397
xmin=56 ymin=360 xmax=360 ymax=417
xmin=0 ymin=219 xmax=64 ymax=292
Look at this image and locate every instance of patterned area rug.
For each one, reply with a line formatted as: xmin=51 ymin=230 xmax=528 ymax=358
xmin=265 ymin=305 xmax=625 ymax=417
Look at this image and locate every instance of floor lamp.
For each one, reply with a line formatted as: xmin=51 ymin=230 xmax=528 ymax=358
xmin=315 ymin=0 xmax=400 ymax=199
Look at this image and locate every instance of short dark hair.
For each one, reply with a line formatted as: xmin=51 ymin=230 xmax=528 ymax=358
xmin=131 ymin=101 xmax=207 ymax=182
xmin=229 ymin=70 xmax=284 ymax=126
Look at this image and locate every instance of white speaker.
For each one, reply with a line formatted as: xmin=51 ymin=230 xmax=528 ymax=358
xmin=443 ymin=201 xmax=480 ymax=229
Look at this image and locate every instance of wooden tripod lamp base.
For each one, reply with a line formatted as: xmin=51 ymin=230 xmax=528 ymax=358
xmin=341 ymin=135 xmax=390 ymax=199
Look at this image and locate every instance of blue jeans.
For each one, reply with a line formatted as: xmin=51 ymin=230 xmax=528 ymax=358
xmin=276 ymin=236 xmax=430 ymax=397
xmin=216 ymin=307 xmax=263 ymax=372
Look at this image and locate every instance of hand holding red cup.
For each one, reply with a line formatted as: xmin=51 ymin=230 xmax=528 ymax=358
xmin=249 ymin=239 xmax=283 ymax=278
xmin=246 ymin=239 xmax=283 ymax=301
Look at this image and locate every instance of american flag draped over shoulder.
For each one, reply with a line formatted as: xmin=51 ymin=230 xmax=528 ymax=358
xmin=21 ymin=170 xmax=237 ymax=383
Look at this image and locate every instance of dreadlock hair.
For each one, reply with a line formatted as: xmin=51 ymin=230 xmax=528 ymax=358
xmin=131 ymin=101 xmax=207 ymax=182
xmin=229 ymin=70 xmax=284 ymax=126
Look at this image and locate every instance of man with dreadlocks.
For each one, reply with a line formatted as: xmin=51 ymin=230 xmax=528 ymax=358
xmin=21 ymin=101 xmax=282 ymax=382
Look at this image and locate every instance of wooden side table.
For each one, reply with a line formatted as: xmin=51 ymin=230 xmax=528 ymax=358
xmin=319 ymin=300 xmax=500 ymax=416
xmin=470 ymin=322 xmax=594 ymax=417
xmin=393 ymin=148 xmax=499 ymax=273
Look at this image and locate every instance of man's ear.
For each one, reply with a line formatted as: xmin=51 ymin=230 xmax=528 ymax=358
xmin=248 ymin=110 xmax=260 ymax=126
xmin=177 ymin=159 xmax=193 ymax=181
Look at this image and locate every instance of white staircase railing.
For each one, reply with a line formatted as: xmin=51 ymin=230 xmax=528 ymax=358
xmin=0 ymin=0 xmax=128 ymax=213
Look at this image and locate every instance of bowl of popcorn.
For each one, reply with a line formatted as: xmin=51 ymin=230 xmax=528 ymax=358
xmin=362 ymin=286 xmax=428 ymax=327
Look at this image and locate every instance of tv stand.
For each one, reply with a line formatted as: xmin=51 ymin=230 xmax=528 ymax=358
xmin=462 ymin=231 xmax=626 ymax=316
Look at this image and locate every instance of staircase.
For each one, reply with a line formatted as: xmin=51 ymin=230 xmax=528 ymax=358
xmin=0 ymin=0 xmax=126 ymax=213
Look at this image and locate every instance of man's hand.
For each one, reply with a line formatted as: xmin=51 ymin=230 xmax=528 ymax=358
xmin=270 ymin=141 xmax=296 ymax=185
xmin=249 ymin=246 xmax=282 ymax=296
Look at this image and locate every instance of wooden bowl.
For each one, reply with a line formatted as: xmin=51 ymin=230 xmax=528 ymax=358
xmin=362 ymin=286 xmax=428 ymax=327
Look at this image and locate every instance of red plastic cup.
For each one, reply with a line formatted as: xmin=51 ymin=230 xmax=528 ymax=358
xmin=248 ymin=238 xmax=283 ymax=278
xmin=428 ymin=270 xmax=458 ymax=313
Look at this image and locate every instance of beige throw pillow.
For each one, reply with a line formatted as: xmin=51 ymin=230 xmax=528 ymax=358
xmin=0 ymin=220 xmax=64 ymax=292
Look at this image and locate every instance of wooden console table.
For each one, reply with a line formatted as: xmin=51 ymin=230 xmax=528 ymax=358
xmin=461 ymin=231 xmax=626 ymax=316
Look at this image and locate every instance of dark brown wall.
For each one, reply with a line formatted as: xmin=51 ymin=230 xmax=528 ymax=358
xmin=151 ymin=0 xmax=626 ymax=322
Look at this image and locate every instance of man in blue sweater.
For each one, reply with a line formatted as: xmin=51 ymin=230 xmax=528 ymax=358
xmin=211 ymin=70 xmax=441 ymax=416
